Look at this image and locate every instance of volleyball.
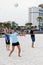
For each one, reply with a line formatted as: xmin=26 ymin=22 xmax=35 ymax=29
xmin=14 ymin=3 xmax=18 ymax=7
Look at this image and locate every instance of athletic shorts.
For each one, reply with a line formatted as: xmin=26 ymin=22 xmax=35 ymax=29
xmin=6 ymin=40 xmax=10 ymax=45
xmin=12 ymin=42 xmax=20 ymax=46
xmin=31 ymin=37 xmax=35 ymax=42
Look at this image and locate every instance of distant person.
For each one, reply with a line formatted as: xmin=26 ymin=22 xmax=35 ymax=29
xmin=30 ymin=27 xmax=35 ymax=48
xmin=3 ymin=28 xmax=10 ymax=50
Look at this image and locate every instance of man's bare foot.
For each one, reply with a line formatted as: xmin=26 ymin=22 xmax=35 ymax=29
xmin=18 ymin=55 xmax=21 ymax=57
xmin=9 ymin=54 xmax=11 ymax=57
xmin=32 ymin=46 xmax=34 ymax=48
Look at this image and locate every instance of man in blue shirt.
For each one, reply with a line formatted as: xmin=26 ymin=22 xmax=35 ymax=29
xmin=9 ymin=29 xmax=22 ymax=57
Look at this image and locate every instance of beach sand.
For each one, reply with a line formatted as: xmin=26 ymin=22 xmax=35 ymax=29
xmin=0 ymin=34 xmax=43 ymax=65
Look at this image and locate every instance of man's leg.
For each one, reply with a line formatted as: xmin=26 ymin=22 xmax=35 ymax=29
xmin=8 ymin=45 xmax=10 ymax=50
xmin=17 ymin=45 xmax=21 ymax=57
xmin=32 ymin=42 xmax=34 ymax=48
xmin=9 ymin=46 xmax=15 ymax=56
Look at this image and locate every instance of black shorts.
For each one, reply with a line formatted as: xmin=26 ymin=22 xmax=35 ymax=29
xmin=6 ymin=40 xmax=10 ymax=45
xmin=12 ymin=42 xmax=20 ymax=46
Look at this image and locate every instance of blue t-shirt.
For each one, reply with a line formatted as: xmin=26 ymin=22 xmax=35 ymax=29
xmin=10 ymin=32 xmax=18 ymax=43
xmin=5 ymin=34 xmax=10 ymax=42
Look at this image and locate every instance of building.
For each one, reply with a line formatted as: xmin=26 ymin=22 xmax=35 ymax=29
xmin=29 ymin=7 xmax=43 ymax=29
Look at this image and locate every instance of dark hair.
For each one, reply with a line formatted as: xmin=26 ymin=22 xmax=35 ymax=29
xmin=11 ymin=28 xmax=16 ymax=32
xmin=11 ymin=27 xmax=14 ymax=30
xmin=31 ymin=26 xmax=34 ymax=28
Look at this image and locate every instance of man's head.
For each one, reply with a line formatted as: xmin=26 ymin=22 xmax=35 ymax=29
xmin=31 ymin=26 xmax=35 ymax=30
xmin=11 ymin=28 xmax=14 ymax=34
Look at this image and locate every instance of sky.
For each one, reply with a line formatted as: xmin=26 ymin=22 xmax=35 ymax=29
xmin=0 ymin=0 xmax=43 ymax=26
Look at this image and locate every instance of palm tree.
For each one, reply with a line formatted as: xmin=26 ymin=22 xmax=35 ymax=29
xmin=3 ymin=22 xmax=11 ymax=28
xmin=37 ymin=16 xmax=42 ymax=31
xmin=0 ymin=23 xmax=3 ymax=28
xmin=10 ymin=21 xmax=18 ymax=30
xmin=25 ymin=22 xmax=32 ymax=29
xmin=16 ymin=26 xmax=21 ymax=30
xmin=0 ymin=23 xmax=4 ymax=34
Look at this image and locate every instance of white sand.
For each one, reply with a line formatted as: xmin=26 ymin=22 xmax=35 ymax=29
xmin=0 ymin=34 xmax=43 ymax=65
